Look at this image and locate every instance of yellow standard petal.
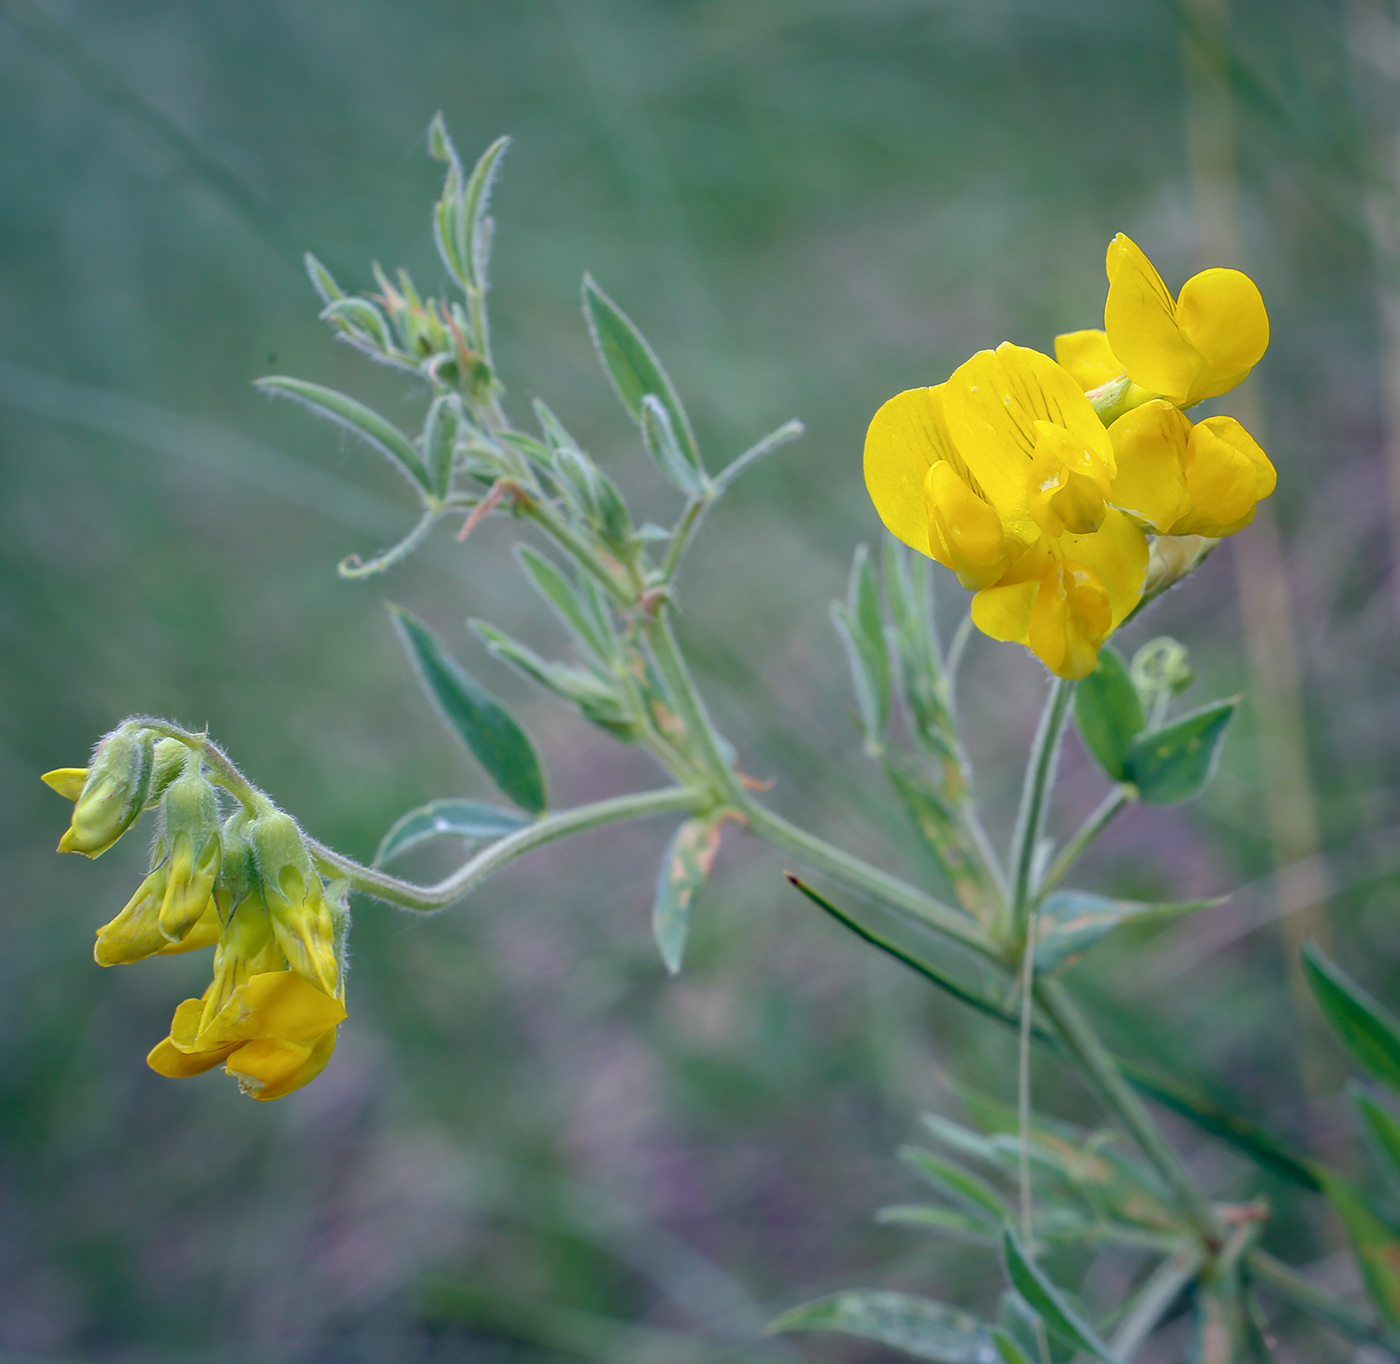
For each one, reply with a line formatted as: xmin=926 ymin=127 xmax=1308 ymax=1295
xmin=1174 ymin=269 xmax=1270 ymax=402
xmin=1054 ymin=329 xmax=1124 ymax=391
xmin=864 ymin=384 xmax=962 ymax=557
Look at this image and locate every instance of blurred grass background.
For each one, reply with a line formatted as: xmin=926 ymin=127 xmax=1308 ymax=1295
xmin=1 ymin=0 xmax=1398 ymax=1359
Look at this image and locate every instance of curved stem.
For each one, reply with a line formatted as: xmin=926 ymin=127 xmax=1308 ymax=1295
xmin=1109 ymin=1247 xmax=1205 ymax=1359
xmin=307 ymin=785 xmax=705 ymax=911
xmin=1007 ymin=677 xmax=1074 ymax=939
xmin=1038 ymin=784 xmax=1136 ymax=902
xmin=133 ymin=718 xmax=270 ymax=812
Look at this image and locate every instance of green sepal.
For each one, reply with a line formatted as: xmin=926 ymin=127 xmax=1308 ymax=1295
xmin=1304 ymin=941 xmax=1400 ymax=1093
xmin=767 ymin=1290 xmax=997 ymax=1362
xmin=652 ymin=813 xmax=727 ymax=974
xmin=1074 ymin=645 xmax=1143 ymax=781
xmin=1124 ymin=698 xmax=1237 ymax=805
xmin=375 ymin=798 xmax=533 ymax=865
xmin=1034 ymin=890 xmax=1222 ymax=973
xmin=257 ymin=376 xmax=431 ymax=495
xmin=581 ymin=274 xmax=701 ymax=474
xmin=390 ymin=605 xmax=547 ymax=814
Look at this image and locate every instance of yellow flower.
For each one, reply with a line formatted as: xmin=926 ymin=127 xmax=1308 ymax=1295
xmin=865 ymin=342 xmax=1149 ymax=679
xmin=1102 ymin=233 xmax=1269 ymax=407
xmin=93 ymin=859 xmax=221 ymax=966
xmin=53 ymin=726 xmax=153 ymax=857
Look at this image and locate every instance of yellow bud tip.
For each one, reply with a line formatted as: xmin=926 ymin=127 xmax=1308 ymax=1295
xmin=42 ymin=768 xmax=89 ymax=801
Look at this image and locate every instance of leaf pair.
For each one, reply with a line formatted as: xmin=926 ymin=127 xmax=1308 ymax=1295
xmin=1074 ymin=646 xmax=1236 ymax=804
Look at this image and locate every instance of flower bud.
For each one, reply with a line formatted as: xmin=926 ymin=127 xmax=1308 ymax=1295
xmin=249 ymin=811 xmax=340 ymax=997
xmin=94 ymin=856 xmax=170 ymax=966
xmin=41 ymin=768 xmax=88 ymax=801
xmin=58 ymin=724 xmax=153 ymax=857
xmin=157 ymin=765 xmax=222 ymax=942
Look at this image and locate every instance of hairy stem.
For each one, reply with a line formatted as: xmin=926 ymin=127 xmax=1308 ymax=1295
xmin=134 ymin=719 xmax=270 ymax=812
xmin=1008 ymin=676 xmax=1074 ymax=939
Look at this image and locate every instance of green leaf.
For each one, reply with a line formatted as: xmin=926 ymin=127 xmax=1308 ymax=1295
xmin=581 ymin=274 xmax=701 ymax=474
xmin=641 ymin=394 xmax=707 ymax=496
xmin=882 ymin=541 xmax=952 ymax=757
xmin=422 ymin=395 xmax=461 ymax=501
xmin=832 ymin=544 xmax=890 ymax=749
xmin=900 ymin=1146 xmax=1012 ymax=1222
xmin=390 ymin=606 xmax=547 ymax=814
xmin=461 ymin=135 xmax=510 ymax=289
xmin=990 ymin=1328 xmax=1035 ymax=1364
xmin=1074 ymin=645 xmax=1143 ymax=781
xmin=1034 ymin=890 xmax=1220 ymax=972
xmin=877 ymin=1204 xmax=998 ymax=1241
xmin=652 ymin=814 xmax=726 ymax=974
xmin=1354 ymin=1086 xmax=1400 ymax=1191
xmin=304 ymin=252 xmax=344 ymax=305
xmin=257 ymin=376 xmax=431 ymax=494
xmin=375 ymin=798 xmax=533 ymax=865
xmin=1124 ymin=699 xmax=1236 ymax=805
xmin=768 ymin=1291 xmax=999 ymax=1363
xmin=1304 ymin=942 xmax=1400 ymax=1092
xmin=1319 ymin=1170 xmax=1400 ymax=1333
xmin=514 ymin=545 xmax=615 ymax=665
xmin=1001 ymin=1229 xmax=1123 ymax=1364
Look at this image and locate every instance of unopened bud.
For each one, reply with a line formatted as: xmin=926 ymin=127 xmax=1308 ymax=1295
xmin=1143 ymin=534 xmax=1213 ymax=597
xmin=94 ymin=858 xmax=170 ymax=966
xmin=58 ymin=725 xmax=153 ymax=857
xmin=1132 ymin=637 xmax=1194 ymax=697
xmin=157 ymin=766 xmax=222 ymax=942
xmin=250 ymin=811 xmax=340 ymax=997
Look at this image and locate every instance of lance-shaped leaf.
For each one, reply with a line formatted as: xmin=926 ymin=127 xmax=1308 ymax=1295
xmin=1002 ymin=1230 xmax=1123 ymax=1364
xmin=990 ymin=1328 xmax=1034 ymax=1364
xmin=1124 ymin=699 xmax=1237 ymax=805
xmin=257 ymin=376 xmax=431 ymax=495
xmin=1074 ymin=646 xmax=1144 ymax=782
xmin=1305 ymin=942 xmax=1400 ymax=1092
xmin=900 ymin=1146 xmax=1013 ymax=1223
xmin=768 ymin=1291 xmax=999 ymax=1363
xmin=305 ymin=252 xmax=345 ymax=305
xmin=514 ymin=545 xmax=615 ymax=665
xmin=581 ymin=274 xmax=702 ymax=474
xmin=375 ymin=798 xmax=533 ymax=865
xmin=1354 ymin=1086 xmax=1400 ymax=1193
xmin=390 ymin=606 xmax=547 ymax=814
xmin=832 ymin=544 xmax=890 ymax=750
xmin=1319 ymin=1171 xmax=1400 ymax=1333
xmin=653 ymin=813 xmax=727 ymax=974
xmin=641 ymin=393 xmax=707 ymax=496
xmin=422 ymin=394 xmax=461 ymax=501
xmin=877 ymin=1204 xmax=998 ymax=1242
xmin=1034 ymin=890 xmax=1221 ymax=973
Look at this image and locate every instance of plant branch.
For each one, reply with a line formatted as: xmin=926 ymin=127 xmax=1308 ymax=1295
xmin=1038 ymin=783 xmax=1136 ymax=901
xmin=1109 ymin=1246 xmax=1205 ymax=1359
xmin=1247 ymin=1248 xmax=1400 ymax=1357
xmin=1008 ymin=676 xmax=1074 ymax=939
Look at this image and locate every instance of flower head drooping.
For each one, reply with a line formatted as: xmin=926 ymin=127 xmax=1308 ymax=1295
xmin=864 ymin=235 xmax=1274 ymax=679
xmin=53 ymin=723 xmax=154 ymax=857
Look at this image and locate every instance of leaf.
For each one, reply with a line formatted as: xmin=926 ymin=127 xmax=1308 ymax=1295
xmin=1034 ymin=890 xmax=1220 ymax=972
xmin=900 ymin=1146 xmax=1012 ymax=1222
xmin=390 ymin=606 xmax=547 ymax=814
xmin=257 ymin=376 xmax=431 ymax=494
xmin=1124 ymin=699 xmax=1237 ymax=805
xmin=832 ymin=544 xmax=890 ymax=748
xmin=461 ymin=135 xmax=510 ymax=289
xmin=514 ymin=545 xmax=615 ymax=665
xmin=882 ymin=541 xmax=953 ymax=757
xmin=1074 ymin=645 xmax=1143 ymax=781
xmin=304 ymin=252 xmax=344 ymax=305
xmin=768 ymin=1291 xmax=999 ymax=1363
xmin=641 ymin=394 xmax=707 ymax=496
xmin=375 ymin=798 xmax=533 ymax=865
xmin=581 ymin=274 xmax=702 ymax=475
xmin=1304 ymin=941 xmax=1400 ymax=1092
xmin=990 ymin=1328 xmax=1035 ymax=1364
xmin=1001 ymin=1229 xmax=1123 ymax=1364
xmin=652 ymin=814 xmax=727 ymax=974
xmin=1319 ymin=1170 xmax=1400 ymax=1334
xmin=877 ymin=1204 xmax=998 ymax=1242
xmin=1354 ymin=1086 xmax=1400 ymax=1191
xmin=423 ymin=394 xmax=461 ymax=501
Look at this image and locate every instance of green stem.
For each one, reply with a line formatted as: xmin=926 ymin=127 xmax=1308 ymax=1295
xmin=307 ymin=785 xmax=704 ymax=911
xmin=1246 ymin=1248 xmax=1400 ymax=1357
xmin=1038 ymin=784 xmax=1136 ymax=902
xmin=1109 ymin=1246 xmax=1205 ymax=1359
xmin=1008 ymin=676 xmax=1075 ymax=938
xmin=658 ymin=493 xmax=710 ymax=582
xmin=745 ymin=802 xmax=997 ymax=961
xmin=517 ymin=494 xmax=638 ymax=609
xmin=1036 ymin=975 xmax=1221 ymax=1244
xmin=1017 ymin=918 xmax=1037 ymax=1243
xmin=133 ymin=719 xmax=270 ymax=813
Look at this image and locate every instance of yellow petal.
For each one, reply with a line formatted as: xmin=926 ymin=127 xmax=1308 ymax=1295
xmin=1174 ymin=268 xmax=1269 ymax=402
xmin=1053 ymin=330 xmax=1124 ymax=391
xmin=1060 ymin=509 xmax=1150 ymax=628
xmin=1172 ymin=416 xmax=1271 ymax=534
xmin=1026 ymin=421 xmax=1112 ymax=537
xmin=863 ymin=385 xmax=960 ymax=556
xmin=1028 ymin=561 xmax=1113 ymax=680
xmin=159 ymin=832 xmax=222 ymax=941
xmin=943 ymin=343 xmax=1114 ymax=528
xmin=968 ymin=539 xmax=1054 ymax=644
xmin=1104 ymin=234 xmax=1203 ymax=405
xmin=228 ymin=1027 xmax=337 ymax=1102
xmin=1107 ymin=400 xmax=1194 ymax=532
xmin=42 ymin=768 xmax=88 ymax=801
xmin=155 ymin=899 xmax=222 ymax=956
xmin=147 ymin=1034 xmax=235 ymax=1078
xmin=198 ymin=970 xmax=347 ymax=1050
xmin=1197 ymin=415 xmax=1275 ymax=499
xmin=926 ymin=460 xmax=1016 ymax=588
xmin=93 ymin=866 xmax=170 ymax=966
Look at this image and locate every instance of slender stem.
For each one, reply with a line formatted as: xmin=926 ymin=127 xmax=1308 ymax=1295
xmin=711 ymin=420 xmax=804 ymax=497
xmin=1247 ymin=1248 xmax=1400 ymax=1357
xmin=1008 ymin=677 xmax=1075 ymax=937
xmin=133 ymin=719 xmax=270 ymax=812
xmin=1017 ymin=917 xmax=1037 ymax=1242
xmin=659 ymin=493 xmax=710 ymax=581
xmin=1109 ymin=1247 xmax=1205 ymax=1359
xmin=307 ymin=785 xmax=705 ymax=911
xmin=744 ymin=801 xmax=998 ymax=961
xmin=945 ymin=611 xmax=975 ymax=693
xmin=1036 ymin=975 xmax=1220 ymax=1244
xmin=1038 ymin=784 xmax=1136 ymax=902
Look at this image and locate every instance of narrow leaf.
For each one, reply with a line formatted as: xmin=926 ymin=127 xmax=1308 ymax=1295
xmin=899 ymin=1146 xmax=1012 ymax=1222
xmin=1002 ymin=1230 xmax=1123 ymax=1364
xmin=990 ymin=1328 xmax=1034 ymax=1364
xmin=832 ymin=545 xmax=890 ymax=748
xmin=641 ymin=393 xmax=707 ymax=496
xmin=515 ymin=546 xmax=615 ymax=665
xmin=653 ymin=814 xmax=726 ymax=974
xmin=257 ymin=376 xmax=431 ymax=494
xmin=423 ymin=395 xmax=460 ymax=501
xmin=1034 ymin=890 xmax=1221 ymax=972
xmin=581 ymin=274 xmax=701 ymax=473
xmin=461 ymin=135 xmax=511 ymax=288
xmin=375 ymin=798 xmax=533 ymax=865
xmin=304 ymin=252 xmax=344 ymax=305
xmin=1074 ymin=645 xmax=1144 ymax=781
xmin=1320 ymin=1171 xmax=1400 ymax=1333
xmin=1304 ymin=942 xmax=1400 ymax=1092
xmin=768 ymin=1291 xmax=999 ymax=1363
xmin=390 ymin=606 xmax=547 ymax=814
xmin=1125 ymin=699 xmax=1237 ymax=805
xmin=1354 ymin=1086 xmax=1400 ymax=1191
xmin=877 ymin=1205 xmax=998 ymax=1241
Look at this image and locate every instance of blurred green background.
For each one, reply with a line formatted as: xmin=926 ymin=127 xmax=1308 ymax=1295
xmin=2 ymin=0 xmax=1397 ymax=1358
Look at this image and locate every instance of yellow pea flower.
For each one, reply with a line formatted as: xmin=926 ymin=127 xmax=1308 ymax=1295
xmin=1054 ymin=329 xmax=1126 ymax=392
xmin=55 ymin=726 xmax=153 ymax=857
xmin=1108 ymin=399 xmax=1276 ymax=537
xmin=251 ymin=811 xmax=342 ymax=997
xmin=1103 ymin=233 xmax=1269 ymax=407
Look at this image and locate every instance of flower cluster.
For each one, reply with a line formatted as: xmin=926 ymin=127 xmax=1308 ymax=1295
xmin=864 ymin=234 xmax=1275 ymax=678
xmin=44 ymin=723 xmax=345 ymax=1101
